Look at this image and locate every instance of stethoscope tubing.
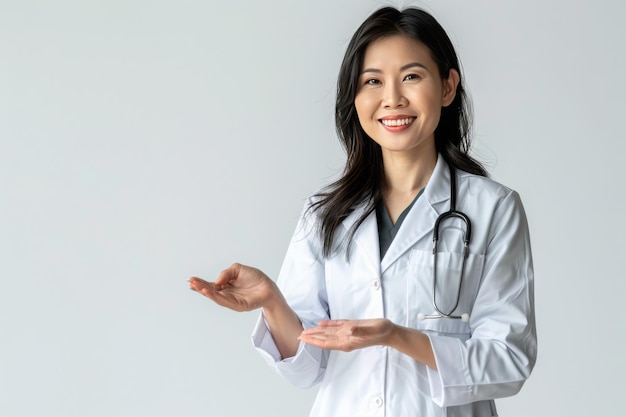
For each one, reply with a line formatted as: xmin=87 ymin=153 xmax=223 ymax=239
xmin=424 ymin=164 xmax=472 ymax=322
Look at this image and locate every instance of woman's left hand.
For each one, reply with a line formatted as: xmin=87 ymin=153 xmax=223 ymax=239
xmin=298 ymin=319 xmax=395 ymax=352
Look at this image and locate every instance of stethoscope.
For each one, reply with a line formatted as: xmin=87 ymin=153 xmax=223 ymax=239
xmin=417 ymin=164 xmax=471 ymax=323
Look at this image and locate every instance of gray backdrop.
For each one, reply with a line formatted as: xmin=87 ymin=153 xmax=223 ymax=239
xmin=1 ymin=0 xmax=623 ymax=416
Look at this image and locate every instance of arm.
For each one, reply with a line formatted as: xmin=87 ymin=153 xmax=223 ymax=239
xmin=260 ymin=286 xmax=303 ymax=359
xmin=425 ymin=190 xmax=536 ymax=406
xmin=191 ymin=199 xmax=331 ymax=388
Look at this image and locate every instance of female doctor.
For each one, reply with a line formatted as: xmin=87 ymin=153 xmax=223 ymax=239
xmin=189 ymin=6 xmax=536 ymax=417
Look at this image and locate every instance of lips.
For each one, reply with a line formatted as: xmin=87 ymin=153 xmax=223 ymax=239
xmin=379 ymin=117 xmax=415 ymax=127
xmin=378 ymin=116 xmax=416 ymax=132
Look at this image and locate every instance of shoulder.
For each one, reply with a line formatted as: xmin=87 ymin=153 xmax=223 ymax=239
xmin=291 ymin=195 xmax=327 ymax=241
xmin=456 ymin=171 xmax=528 ymax=226
xmin=457 ymin=170 xmax=530 ymax=234
xmin=458 ymin=170 xmax=520 ymax=202
xmin=301 ymin=194 xmax=323 ymax=222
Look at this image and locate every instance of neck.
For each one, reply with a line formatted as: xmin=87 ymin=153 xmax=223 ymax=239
xmin=379 ymin=147 xmax=437 ymax=224
xmin=382 ymin=148 xmax=438 ymax=196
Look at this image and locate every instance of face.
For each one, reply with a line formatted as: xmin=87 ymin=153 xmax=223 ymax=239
xmin=354 ymin=35 xmax=459 ymax=160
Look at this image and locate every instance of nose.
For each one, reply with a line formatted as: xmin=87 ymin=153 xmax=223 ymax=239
xmin=382 ymin=81 xmax=407 ymax=108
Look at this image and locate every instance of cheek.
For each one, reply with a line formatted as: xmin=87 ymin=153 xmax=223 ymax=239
xmin=410 ymin=86 xmax=442 ymax=109
xmin=412 ymin=92 xmax=444 ymax=124
xmin=354 ymin=94 xmax=376 ymax=121
xmin=354 ymin=102 xmax=377 ymax=138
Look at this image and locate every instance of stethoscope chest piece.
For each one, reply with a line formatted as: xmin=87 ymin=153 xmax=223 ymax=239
xmin=418 ymin=312 xmax=470 ymax=322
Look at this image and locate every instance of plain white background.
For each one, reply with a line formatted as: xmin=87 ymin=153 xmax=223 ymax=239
xmin=1 ymin=0 xmax=624 ymax=416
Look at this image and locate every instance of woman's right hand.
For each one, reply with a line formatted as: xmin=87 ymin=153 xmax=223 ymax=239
xmin=189 ymin=263 xmax=279 ymax=312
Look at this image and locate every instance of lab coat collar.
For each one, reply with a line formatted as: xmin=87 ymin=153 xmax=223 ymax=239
xmin=381 ymin=155 xmax=451 ymax=272
xmin=340 ymin=155 xmax=452 ymax=275
xmin=422 ymin=154 xmax=452 ymax=208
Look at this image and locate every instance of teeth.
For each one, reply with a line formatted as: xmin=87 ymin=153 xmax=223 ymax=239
xmin=381 ymin=118 xmax=414 ymax=127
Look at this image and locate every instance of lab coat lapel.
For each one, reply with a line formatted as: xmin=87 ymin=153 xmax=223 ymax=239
xmin=341 ymin=204 xmax=381 ymax=275
xmin=380 ymin=156 xmax=452 ymax=273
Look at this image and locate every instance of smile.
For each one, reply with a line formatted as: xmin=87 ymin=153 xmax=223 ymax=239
xmin=379 ymin=117 xmax=415 ymax=127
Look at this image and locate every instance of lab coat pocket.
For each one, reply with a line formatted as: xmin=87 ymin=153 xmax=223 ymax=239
xmin=407 ymin=249 xmax=485 ymax=335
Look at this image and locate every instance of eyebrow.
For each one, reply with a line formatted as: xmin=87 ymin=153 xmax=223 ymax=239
xmin=361 ymin=62 xmax=428 ymax=74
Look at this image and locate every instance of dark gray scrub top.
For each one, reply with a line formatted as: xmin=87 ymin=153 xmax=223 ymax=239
xmin=376 ymin=189 xmax=424 ymax=259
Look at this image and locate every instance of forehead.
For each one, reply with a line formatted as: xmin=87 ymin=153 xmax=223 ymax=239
xmin=361 ymin=35 xmax=436 ymax=69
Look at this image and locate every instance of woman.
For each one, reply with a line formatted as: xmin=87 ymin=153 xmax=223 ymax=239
xmin=189 ymin=6 xmax=536 ymax=417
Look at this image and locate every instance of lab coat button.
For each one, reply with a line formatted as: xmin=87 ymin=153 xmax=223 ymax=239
xmin=372 ymin=280 xmax=381 ymax=290
xmin=373 ymin=396 xmax=383 ymax=407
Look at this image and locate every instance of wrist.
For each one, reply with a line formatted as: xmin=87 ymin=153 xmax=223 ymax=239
xmin=385 ymin=321 xmax=402 ymax=349
xmin=261 ymin=282 xmax=287 ymax=315
xmin=385 ymin=324 xmax=437 ymax=370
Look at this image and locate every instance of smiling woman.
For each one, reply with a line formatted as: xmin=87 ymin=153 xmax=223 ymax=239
xmin=353 ymin=35 xmax=460 ymax=221
xmin=355 ymin=36 xmax=457 ymax=155
xmin=189 ymin=6 xmax=536 ymax=417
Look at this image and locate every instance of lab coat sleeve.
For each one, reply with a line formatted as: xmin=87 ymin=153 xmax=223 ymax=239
xmin=250 ymin=200 xmax=330 ymax=389
xmin=426 ymin=190 xmax=537 ymax=407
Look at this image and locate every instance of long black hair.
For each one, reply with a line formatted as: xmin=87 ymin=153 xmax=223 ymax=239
xmin=310 ymin=7 xmax=487 ymax=258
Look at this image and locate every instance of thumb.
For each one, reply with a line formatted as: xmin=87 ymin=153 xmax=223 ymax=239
xmin=215 ymin=262 xmax=243 ymax=286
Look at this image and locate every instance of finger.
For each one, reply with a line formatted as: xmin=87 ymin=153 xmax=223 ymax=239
xmin=198 ymin=286 xmax=242 ymax=310
xmin=301 ymin=326 xmax=354 ymax=338
xmin=299 ymin=333 xmax=354 ymax=352
xmin=316 ymin=319 xmax=351 ymax=328
xmin=300 ymin=328 xmax=331 ymax=336
xmin=199 ymin=285 xmax=221 ymax=300
xmin=188 ymin=277 xmax=203 ymax=291
xmin=299 ymin=332 xmax=326 ymax=340
xmin=196 ymin=282 xmax=219 ymax=296
xmin=189 ymin=278 xmax=219 ymax=292
xmin=188 ymin=276 xmax=209 ymax=286
xmin=188 ymin=276 xmax=215 ymax=288
xmin=301 ymin=325 xmax=340 ymax=334
xmin=299 ymin=333 xmax=336 ymax=343
xmin=190 ymin=279 xmax=229 ymax=299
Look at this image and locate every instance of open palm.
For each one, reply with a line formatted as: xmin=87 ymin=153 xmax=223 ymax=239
xmin=189 ymin=263 xmax=278 ymax=312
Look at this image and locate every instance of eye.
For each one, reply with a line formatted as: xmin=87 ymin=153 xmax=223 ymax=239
xmin=403 ymin=73 xmax=421 ymax=81
xmin=364 ymin=78 xmax=381 ymax=86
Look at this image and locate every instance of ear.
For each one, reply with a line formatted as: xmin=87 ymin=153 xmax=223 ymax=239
xmin=442 ymin=68 xmax=460 ymax=107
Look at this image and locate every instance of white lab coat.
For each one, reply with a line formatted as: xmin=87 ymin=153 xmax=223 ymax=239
xmin=252 ymin=156 xmax=536 ymax=417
